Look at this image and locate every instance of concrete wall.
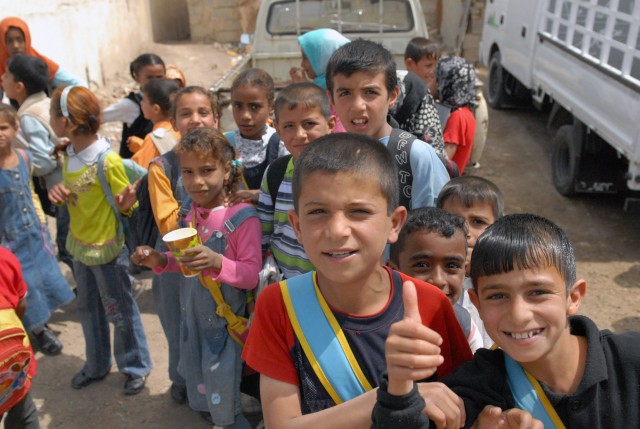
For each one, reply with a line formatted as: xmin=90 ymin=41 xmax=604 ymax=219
xmin=1 ymin=0 xmax=155 ymax=86
xmin=150 ymin=0 xmax=191 ymax=42
xmin=187 ymin=0 xmax=241 ymax=43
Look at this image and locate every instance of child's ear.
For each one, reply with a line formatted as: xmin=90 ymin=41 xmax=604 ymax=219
xmin=468 ymin=287 xmax=480 ymax=310
xmin=404 ymin=58 xmax=415 ymax=70
xmin=327 ymin=115 xmax=337 ymax=133
xmin=170 ymin=116 xmax=177 ymax=131
xmin=152 ymin=104 xmax=162 ymax=116
xmin=566 ymin=279 xmax=586 ymax=316
xmin=388 ymin=85 xmax=400 ymax=110
xmin=15 ymin=81 xmax=26 ymax=95
xmin=288 ymin=209 xmax=303 ymax=243
xmin=386 ymin=205 xmax=407 ymax=244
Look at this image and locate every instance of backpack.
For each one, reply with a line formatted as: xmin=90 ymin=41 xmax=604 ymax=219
xmin=96 ymin=149 xmax=149 ymax=249
xmin=224 ymin=130 xmax=282 ymax=189
xmin=265 ymin=154 xmax=292 ymax=207
xmin=128 ymin=151 xmax=182 ymax=249
xmin=387 ymin=128 xmax=460 ymax=210
xmin=0 ymin=294 xmax=34 ymax=415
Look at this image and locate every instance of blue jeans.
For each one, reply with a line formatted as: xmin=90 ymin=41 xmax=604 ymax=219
xmin=73 ymin=249 xmax=152 ymax=378
xmin=152 ymin=272 xmax=185 ymax=386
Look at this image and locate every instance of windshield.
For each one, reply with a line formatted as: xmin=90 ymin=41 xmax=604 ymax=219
xmin=266 ymin=0 xmax=415 ymax=35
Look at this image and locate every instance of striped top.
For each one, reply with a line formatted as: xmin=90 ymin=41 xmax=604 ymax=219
xmin=257 ymin=157 xmax=314 ymax=279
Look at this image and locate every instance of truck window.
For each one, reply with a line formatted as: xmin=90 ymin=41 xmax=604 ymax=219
xmin=266 ymin=0 xmax=414 ymax=35
xmin=540 ymin=0 xmax=640 ymax=87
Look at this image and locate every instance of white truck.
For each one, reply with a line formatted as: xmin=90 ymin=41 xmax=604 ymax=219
xmin=212 ymin=0 xmax=429 ymax=91
xmin=479 ymin=0 xmax=640 ymax=202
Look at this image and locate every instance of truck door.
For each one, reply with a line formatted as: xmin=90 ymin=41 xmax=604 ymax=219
xmin=499 ymin=0 xmax=542 ymax=87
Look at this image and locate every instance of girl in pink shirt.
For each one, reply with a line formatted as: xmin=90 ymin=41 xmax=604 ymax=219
xmin=132 ymin=127 xmax=261 ymax=428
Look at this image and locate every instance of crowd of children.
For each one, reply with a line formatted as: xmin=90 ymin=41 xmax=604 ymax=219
xmin=0 ymin=16 xmax=638 ymax=429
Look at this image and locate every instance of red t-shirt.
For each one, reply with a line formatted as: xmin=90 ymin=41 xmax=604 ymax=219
xmin=0 ymin=247 xmax=27 ymax=309
xmin=443 ymin=106 xmax=476 ymax=174
xmin=243 ymin=267 xmax=472 ymax=411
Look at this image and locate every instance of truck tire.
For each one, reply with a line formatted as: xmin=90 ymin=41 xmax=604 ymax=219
xmin=488 ymin=51 xmax=508 ymax=109
xmin=552 ymin=124 xmax=580 ymax=196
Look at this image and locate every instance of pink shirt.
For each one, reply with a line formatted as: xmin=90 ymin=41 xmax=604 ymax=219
xmin=158 ymin=202 xmax=262 ymax=290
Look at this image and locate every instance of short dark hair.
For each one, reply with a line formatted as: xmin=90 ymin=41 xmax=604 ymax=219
xmin=7 ymin=53 xmax=49 ymax=95
xmin=390 ymin=207 xmax=467 ymax=265
xmin=292 ymin=132 xmax=398 ymax=213
xmin=141 ymin=78 xmax=180 ymax=115
xmin=470 ymin=214 xmax=576 ymax=292
xmin=274 ymin=82 xmax=331 ymax=122
xmin=325 ymin=39 xmax=397 ymax=98
xmin=404 ymin=37 xmax=442 ymax=62
xmin=437 ymin=176 xmax=504 ymax=220
xmin=231 ymin=68 xmax=275 ymax=104
xmin=171 ymin=85 xmax=221 ymax=121
xmin=129 ymin=53 xmax=165 ymax=79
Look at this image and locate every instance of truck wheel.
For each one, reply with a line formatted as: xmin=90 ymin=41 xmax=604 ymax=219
xmin=487 ymin=51 xmax=507 ymax=109
xmin=552 ymin=125 xmax=580 ymax=196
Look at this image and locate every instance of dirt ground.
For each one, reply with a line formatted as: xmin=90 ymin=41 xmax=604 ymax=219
xmin=15 ymin=41 xmax=640 ymax=429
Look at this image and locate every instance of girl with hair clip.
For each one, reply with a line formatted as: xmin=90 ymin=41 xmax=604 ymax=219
xmin=47 ymin=86 xmax=152 ymax=395
xmin=132 ymin=127 xmax=261 ymax=428
xmin=102 ymin=53 xmax=166 ymax=159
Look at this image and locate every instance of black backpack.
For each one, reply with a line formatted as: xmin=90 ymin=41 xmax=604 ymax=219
xmin=128 ymin=151 xmax=181 ymax=249
xmin=265 ymin=154 xmax=292 ymax=207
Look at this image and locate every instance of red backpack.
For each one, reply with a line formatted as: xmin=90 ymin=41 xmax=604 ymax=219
xmin=0 ymin=294 xmax=34 ymax=415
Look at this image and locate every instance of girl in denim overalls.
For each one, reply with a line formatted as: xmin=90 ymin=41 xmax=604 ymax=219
xmin=0 ymin=103 xmax=74 ymax=356
xmin=47 ymin=86 xmax=151 ymax=395
xmin=133 ymin=127 xmax=261 ymax=428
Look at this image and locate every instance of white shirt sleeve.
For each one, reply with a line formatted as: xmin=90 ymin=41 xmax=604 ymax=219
xmin=102 ymin=98 xmax=141 ymax=126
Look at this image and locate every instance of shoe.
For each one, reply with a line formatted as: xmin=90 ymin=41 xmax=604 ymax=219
xmin=71 ymin=369 xmax=110 ymax=389
xmin=124 ymin=375 xmax=146 ymax=395
xmin=170 ymin=383 xmax=187 ymax=404
xmin=199 ymin=411 xmax=214 ymax=425
xmin=33 ymin=326 xmax=63 ymax=356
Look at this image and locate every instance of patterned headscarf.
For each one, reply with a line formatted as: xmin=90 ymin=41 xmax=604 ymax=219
xmin=436 ymin=56 xmax=477 ymax=109
xmin=298 ymin=28 xmax=350 ymax=89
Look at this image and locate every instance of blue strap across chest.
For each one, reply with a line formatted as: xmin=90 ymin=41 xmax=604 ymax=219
xmin=282 ymin=273 xmax=372 ymax=404
xmin=504 ymin=354 xmax=565 ymax=428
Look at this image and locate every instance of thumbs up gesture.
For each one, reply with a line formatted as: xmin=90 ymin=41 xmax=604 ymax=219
xmin=386 ymin=281 xmax=444 ymax=396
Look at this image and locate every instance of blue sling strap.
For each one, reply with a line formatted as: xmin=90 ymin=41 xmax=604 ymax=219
xmin=504 ymin=354 xmax=566 ymax=429
xmin=280 ymin=272 xmax=373 ymax=404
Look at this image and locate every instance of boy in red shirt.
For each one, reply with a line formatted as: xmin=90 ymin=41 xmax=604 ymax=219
xmin=243 ymin=133 xmax=472 ymax=428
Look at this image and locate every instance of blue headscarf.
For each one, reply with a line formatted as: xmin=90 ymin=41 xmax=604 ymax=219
xmin=298 ymin=28 xmax=350 ymax=89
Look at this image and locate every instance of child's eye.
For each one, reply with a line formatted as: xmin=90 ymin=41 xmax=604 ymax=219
xmin=446 ymin=262 xmax=463 ymax=271
xmin=486 ymin=293 xmax=507 ymax=300
xmin=411 ymin=261 xmax=430 ymax=270
xmin=337 ymin=90 xmax=350 ymax=97
xmin=250 ymin=103 xmax=262 ymax=111
xmin=232 ymin=102 xmax=242 ymax=109
xmin=471 ymin=218 xmax=488 ymax=226
xmin=530 ymin=289 xmax=550 ymax=297
xmin=181 ymin=169 xmax=192 ymax=175
xmin=307 ymin=208 xmax=325 ymax=215
xmin=303 ymin=120 xmax=319 ymax=129
xmin=198 ymin=108 xmax=212 ymax=116
xmin=281 ymin=123 xmax=293 ymax=130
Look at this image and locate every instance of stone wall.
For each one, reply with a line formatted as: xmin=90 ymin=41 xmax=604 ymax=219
xmin=2 ymin=0 xmax=154 ymax=87
xmin=187 ymin=0 xmax=242 ymax=43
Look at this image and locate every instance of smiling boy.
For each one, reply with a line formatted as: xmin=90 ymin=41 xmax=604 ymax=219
xmin=325 ymin=40 xmax=449 ymax=209
xmin=257 ymin=82 xmax=336 ymax=279
xmin=243 ymin=133 xmax=472 ymax=428
xmin=439 ymin=213 xmax=640 ymax=428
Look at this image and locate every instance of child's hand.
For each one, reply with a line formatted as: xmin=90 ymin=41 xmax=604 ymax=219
xmin=131 ymin=245 xmax=166 ymax=269
xmin=179 ymin=245 xmax=222 ymax=272
xmin=127 ymin=136 xmax=143 ymax=152
xmin=226 ymin=189 xmax=259 ymax=206
xmin=116 ymin=178 xmax=141 ymax=212
xmin=472 ymin=406 xmax=543 ymax=429
xmin=48 ymin=183 xmax=71 ymax=204
xmin=385 ymin=281 xmax=444 ymax=396
xmin=417 ymin=382 xmax=465 ymax=429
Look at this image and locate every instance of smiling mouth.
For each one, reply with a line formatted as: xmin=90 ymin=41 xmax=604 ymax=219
xmin=324 ymin=250 xmax=357 ymax=258
xmin=352 ymin=118 xmax=367 ymax=125
xmin=506 ymin=329 xmax=544 ymax=340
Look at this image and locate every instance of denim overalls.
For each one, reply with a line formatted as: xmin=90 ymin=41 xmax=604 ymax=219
xmin=177 ymin=198 xmax=255 ymax=425
xmin=0 ymin=150 xmax=74 ymax=331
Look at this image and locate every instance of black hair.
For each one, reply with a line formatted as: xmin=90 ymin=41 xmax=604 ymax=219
xmin=470 ymin=213 xmax=576 ymax=292
xmin=274 ymin=82 xmax=331 ymax=122
xmin=437 ymin=176 xmax=505 ymax=220
xmin=390 ymin=207 xmax=467 ymax=265
xmin=141 ymin=79 xmax=180 ymax=115
xmin=404 ymin=37 xmax=442 ymax=62
xmin=325 ymin=39 xmax=397 ymax=98
xmin=231 ymin=68 xmax=275 ymax=104
xmin=129 ymin=53 xmax=165 ymax=79
xmin=292 ymin=132 xmax=398 ymax=213
xmin=7 ymin=53 xmax=49 ymax=95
